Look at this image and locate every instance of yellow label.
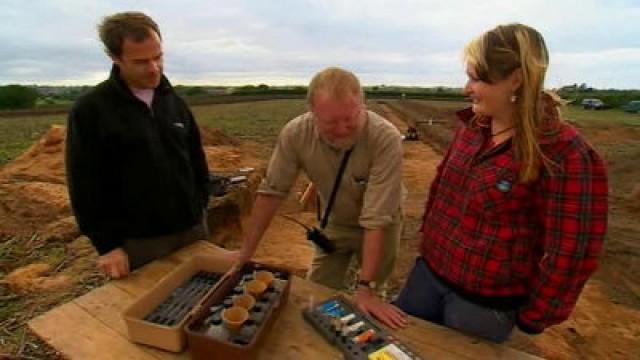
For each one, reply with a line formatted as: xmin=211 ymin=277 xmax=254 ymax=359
xmin=368 ymin=343 xmax=412 ymax=360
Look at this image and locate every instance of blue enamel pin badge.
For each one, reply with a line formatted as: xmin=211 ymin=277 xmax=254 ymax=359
xmin=496 ymin=179 xmax=512 ymax=192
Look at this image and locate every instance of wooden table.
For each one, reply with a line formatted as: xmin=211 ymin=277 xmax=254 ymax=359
xmin=29 ymin=241 xmax=541 ymax=360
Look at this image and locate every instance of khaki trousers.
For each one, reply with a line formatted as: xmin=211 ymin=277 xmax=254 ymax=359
xmin=307 ymin=212 xmax=403 ymax=293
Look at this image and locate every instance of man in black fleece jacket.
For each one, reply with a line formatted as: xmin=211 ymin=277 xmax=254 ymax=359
xmin=65 ymin=12 xmax=209 ymax=278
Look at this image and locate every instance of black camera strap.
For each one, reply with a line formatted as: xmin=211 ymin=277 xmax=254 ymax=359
xmin=318 ymin=147 xmax=354 ymax=229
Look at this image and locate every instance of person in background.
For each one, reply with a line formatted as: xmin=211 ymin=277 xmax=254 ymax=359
xmin=394 ymin=23 xmax=608 ymax=342
xmin=66 ymin=12 xmax=210 ymax=279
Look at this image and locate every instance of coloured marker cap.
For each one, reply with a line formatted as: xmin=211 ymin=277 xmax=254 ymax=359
xmin=340 ymin=313 xmax=356 ymax=324
xmin=341 ymin=320 xmax=365 ymax=336
xmin=352 ymin=328 xmax=375 ymax=344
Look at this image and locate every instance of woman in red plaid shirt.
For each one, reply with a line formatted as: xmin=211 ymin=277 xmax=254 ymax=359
xmin=394 ymin=23 xmax=608 ymax=342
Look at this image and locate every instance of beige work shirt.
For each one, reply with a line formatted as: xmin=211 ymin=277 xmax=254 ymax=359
xmin=258 ymin=110 xmax=404 ymax=229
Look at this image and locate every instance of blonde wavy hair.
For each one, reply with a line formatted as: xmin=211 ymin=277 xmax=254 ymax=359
xmin=464 ymin=23 xmax=562 ymax=182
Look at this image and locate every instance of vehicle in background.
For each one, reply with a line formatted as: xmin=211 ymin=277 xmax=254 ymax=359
xmin=581 ymin=98 xmax=605 ymax=110
xmin=622 ymin=100 xmax=640 ymax=113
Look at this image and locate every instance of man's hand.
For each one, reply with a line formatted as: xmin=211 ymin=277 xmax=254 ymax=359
xmin=228 ymin=248 xmax=253 ymax=272
xmin=97 ymin=248 xmax=129 ymax=279
xmin=355 ymin=287 xmax=408 ymax=330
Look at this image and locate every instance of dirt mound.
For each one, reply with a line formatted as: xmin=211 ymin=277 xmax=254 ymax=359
xmin=509 ymin=281 xmax=640 ymax=359
xmin=0 ymin=125 xmax=246 ymax=184
xmin=629 ymin=183 xmax=640 ymax=213
xmin=0 ymin=124 xmax=265 ymax=243
xmin=41 ymin=216 xmax=80 ymax=243
xmin=631 ymin=184 xmax=640 ymax=200
xmin=205 ymin=146 xmax=245 ymax=170
xmin=205 ymin=143 xmax=266 ymax=172
xmin=0 ymin=125 xmax=72 ymax=238
xmin=0 ymin=182 xmax=71 ymax=238
xmin=245 ymin=213 xmax=316 ymax=278
xmin=200 ymin=126 xmax=241 ymax=146
xmin=578 ymin=126 xmax=640 ymax=145
xmin=402 ymin=100 xmax=462 ymax=121
xmin=5 ymin=263 xmax=74 ymax=294
xmin=0 ymin=125 xmax=66 ymax=184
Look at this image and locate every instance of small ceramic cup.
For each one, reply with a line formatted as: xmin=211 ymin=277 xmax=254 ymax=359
xmin=222 ymin=306 xmax=249 ymax=332
xmin=232 ymin=293 xmax=256 ymax=310
xmin=245 ymin=279 xmax=267 ymax=298
xmin=254 ymin=270 xmax=275 ymax=287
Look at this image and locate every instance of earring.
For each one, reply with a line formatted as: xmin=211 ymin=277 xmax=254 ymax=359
xmin=510 ymin=94 xmax=518 ymax=103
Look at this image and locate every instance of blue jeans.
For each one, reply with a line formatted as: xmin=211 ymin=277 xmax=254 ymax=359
xmin=394 ymin=257 xmax=516 ymax=343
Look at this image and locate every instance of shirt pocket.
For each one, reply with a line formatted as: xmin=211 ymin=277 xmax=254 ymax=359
xmin=464 ymin=166 xmax=518 ymax=221
xmin=346 ymin=175 xmax=368 ymax=203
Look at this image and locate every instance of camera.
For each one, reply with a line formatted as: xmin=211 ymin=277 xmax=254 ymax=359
xmin=306 ymin=227 xmax=336 ymax=254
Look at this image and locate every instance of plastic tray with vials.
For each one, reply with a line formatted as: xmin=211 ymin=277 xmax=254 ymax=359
xmin=143 ymin=271 xmax=223 ymax=326
xmin=303 ymin=295 xmax=424 ymax=360
xmin=185 ymin=263 xmax=291 ymax=360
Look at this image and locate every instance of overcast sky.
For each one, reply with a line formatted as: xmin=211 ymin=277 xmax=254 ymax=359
xmin=1 ymin=0 xmax=639 ymax=89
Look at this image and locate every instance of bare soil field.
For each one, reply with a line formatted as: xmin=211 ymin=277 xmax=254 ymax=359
xmin=1 ymin=99 xmax=638 ymax=359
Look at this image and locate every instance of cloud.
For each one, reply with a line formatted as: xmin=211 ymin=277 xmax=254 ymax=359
xmin=549 ymin=48 xmax=640 ymax=89
xmin=0 ymin=0 xmax=638 ymax=88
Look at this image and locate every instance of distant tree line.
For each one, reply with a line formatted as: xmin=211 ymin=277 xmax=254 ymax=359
xmin=557 ymin=84 xmax=640 ymax=108
xmin=3 ymin=82 xmax=637 ymax=112
xmin=0 ymin=85 xmax=39 ymax=109
xmin=232 ymin=84 xmax=307 ymax=95
xmin=230 ymin=84 xmax=467 ymax=100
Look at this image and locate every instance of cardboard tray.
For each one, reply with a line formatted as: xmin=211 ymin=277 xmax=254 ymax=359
xmin=185 ymin=263 xmax=292 ymax=360
xmin=122 ymin=254 xmax=234 ymax=352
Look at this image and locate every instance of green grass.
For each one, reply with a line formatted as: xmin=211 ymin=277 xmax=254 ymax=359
xmin=396 ymin=100 xmax=640 ymax=128
xmin=0 ymin=99 xmax=308 ymax=166
xmin=0 ymin=115 xmax=66 ymax=165
xmin=2 ymin=99 xmax=638 ymax=168
xmin=391 ymin=100 xmax=640 ymax=128
xmin=192 ymin=99 xmax=307 ymax=144
xmin=563 ymin=106 xmax=640 ymax=127
xmin=35 ymin=98 xmax=73 ymax=107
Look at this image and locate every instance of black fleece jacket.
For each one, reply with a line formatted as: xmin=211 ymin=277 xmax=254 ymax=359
xmin=65 ymin=66 xmax=209 ymax=255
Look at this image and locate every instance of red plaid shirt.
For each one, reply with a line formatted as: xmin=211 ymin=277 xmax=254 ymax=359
xmin=420 ymin=108 xmax=608 ymax=332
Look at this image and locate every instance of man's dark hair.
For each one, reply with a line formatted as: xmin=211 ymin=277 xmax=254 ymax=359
xmin=98 ymin=12 xmax=162 ymax=58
